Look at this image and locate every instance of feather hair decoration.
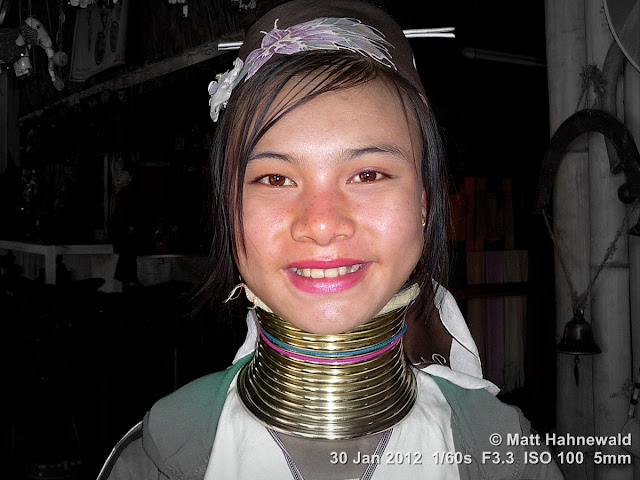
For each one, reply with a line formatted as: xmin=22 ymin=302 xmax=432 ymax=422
xmin=242 ymin=17 xmax=395 ymax=81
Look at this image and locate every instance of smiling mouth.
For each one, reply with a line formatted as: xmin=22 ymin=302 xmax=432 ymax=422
xmin=292 ymin=264 xmax=364 ymax=279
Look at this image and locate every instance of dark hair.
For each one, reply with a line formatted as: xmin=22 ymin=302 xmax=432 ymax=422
xmin=195 ymin=50 xmax=449 ymax=322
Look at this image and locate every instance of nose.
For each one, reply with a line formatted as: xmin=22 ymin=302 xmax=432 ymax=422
xmin=291 ymin=190 xmax=356 ymax=245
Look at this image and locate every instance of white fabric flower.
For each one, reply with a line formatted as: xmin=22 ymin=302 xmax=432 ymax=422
xmin=208 ymin=58 xmax=245 ymax=122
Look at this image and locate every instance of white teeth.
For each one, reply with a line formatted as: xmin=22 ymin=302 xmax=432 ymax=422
xmin=294 ymin=264 xmax=363 ymax=278
xmin=324 ymin=268 xmax=339 ymax=278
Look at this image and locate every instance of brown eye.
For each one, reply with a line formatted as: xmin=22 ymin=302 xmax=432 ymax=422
xmin=257 ymin=174 xmax=295 ymax=187
xmin=269 ymin=174 xmax=286 ymax=186
xmin=353 ymin=170 xmax=383 ymax=183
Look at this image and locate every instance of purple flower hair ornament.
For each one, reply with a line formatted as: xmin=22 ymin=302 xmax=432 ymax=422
xmin=208 ymin=17 xmax=396 ymax=122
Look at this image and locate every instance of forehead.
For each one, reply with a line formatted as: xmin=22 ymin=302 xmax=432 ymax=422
xmin=251 ymin=77 xmax=421 ymax=159
xmin=271 ymin=72 xmax=409 ymax=117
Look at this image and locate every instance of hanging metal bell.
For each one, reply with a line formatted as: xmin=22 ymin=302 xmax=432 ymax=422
xmin=556 ymin=309 xmax=602 ymax=355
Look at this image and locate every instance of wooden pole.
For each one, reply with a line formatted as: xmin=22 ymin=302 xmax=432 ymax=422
xmin=623 ymin=51 xmax=640 ymax=480
xmin=544 ymin=1 xmax=595 ymax=479
xmin=585 ymin=1 xmax=633 ymax=477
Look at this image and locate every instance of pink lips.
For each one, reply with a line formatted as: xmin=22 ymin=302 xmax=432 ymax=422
xmin=286 ymin=259 xmax=369 ymax=294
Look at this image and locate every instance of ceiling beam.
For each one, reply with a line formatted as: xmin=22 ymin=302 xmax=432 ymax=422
xmin=19 ymin=34 xmax=241 ymax=124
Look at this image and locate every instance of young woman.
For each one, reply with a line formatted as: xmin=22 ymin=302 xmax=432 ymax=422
xmin=98 ymin=1 xmax=563 ymax=478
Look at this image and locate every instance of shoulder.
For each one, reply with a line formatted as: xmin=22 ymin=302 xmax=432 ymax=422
xmin=428 ymin=373 xmax=523 ymax=445
xmin=96 ymin=422 xmax=148 ymax=480
xmin=148 ymin=354 xmax=250 ymax=436
xmin=428 ymin=372 xmax=564 ymax=480
xmin=98 ymin=354 xmax=252 ymax=480
xmin=143 ymin=354 xmax=253 ymax=477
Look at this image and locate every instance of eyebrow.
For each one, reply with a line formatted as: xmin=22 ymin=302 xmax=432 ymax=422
xmin=248 ymin=144 xmax=411 ymax=164
xmin=344 ymin=144 xmax=410 ymax=162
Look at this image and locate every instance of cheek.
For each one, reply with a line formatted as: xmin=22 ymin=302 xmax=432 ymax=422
xmin=238 ymin=198 xmax=288 ymax=266
xmin=361 ymin=191 xmax=423 ymax=248
xmin=397 ymin=189 xmax=426 ymax=257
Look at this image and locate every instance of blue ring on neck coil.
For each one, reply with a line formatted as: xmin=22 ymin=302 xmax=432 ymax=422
xmin=259 ymin=322 xmax=407 ymax=358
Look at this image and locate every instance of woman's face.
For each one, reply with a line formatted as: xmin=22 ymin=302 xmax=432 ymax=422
xmin=236 ymin=79 xmax=426 ymax=334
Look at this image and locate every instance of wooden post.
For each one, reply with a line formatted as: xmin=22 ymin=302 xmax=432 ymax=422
xmin=544 ymin=1 xmax=593 ymax=479
xmin=623 ymin=47 xmax=640 ymax=480
xmin=585 ymin=1 xmax=633 ymax=477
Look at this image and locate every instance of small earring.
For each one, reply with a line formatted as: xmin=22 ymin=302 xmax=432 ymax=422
xmin=421 ymin=216 xmax=426 ymax=228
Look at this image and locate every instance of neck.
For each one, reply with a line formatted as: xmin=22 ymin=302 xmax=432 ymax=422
xmin=237 ymin=307 xmax=417 ymax=439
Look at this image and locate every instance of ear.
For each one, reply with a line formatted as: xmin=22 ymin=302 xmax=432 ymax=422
xmin=421 ymin=187 xmax=428 ymax=219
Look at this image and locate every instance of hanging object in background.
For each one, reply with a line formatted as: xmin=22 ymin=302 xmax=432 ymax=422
xmin=69 ymin=0 xmax=118 ymax=8
xmin=14 ymin=17 xmax=66 ymax=89
xmin=604 ymin=0 xmax=639 ymax=73
xmin=232 ymin=0 xmax=256 ymax=10
xmin=534 ymin=104 xmax=640 ymax=387
xmin=556 ymin=309 xmax=602 ymax=386
xmin=12 ymin=45 xmax=32 ymax=77
xmin=167 ymin=0 xmax=188 ymax=18
xmin=45 ymin=0 xmax=67 ymax=91
xmin=53 ymin=0 xmax=68 ymax=71
xmin=69 ymin=0 xmax=127 ymax=81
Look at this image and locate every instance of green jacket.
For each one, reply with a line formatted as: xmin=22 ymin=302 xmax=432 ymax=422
xmin=98 ymin=355 xmax=564 ymax=480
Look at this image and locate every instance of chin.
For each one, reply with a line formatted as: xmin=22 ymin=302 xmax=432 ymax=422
xmin=281 ymin=305 xmax=378 ymax=335
xmin=297 ymin=323 xmax=362 ymax=335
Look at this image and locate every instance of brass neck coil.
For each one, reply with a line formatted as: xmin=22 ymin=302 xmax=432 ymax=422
xmin=237 ymin=307 xmax=417 ymax=439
